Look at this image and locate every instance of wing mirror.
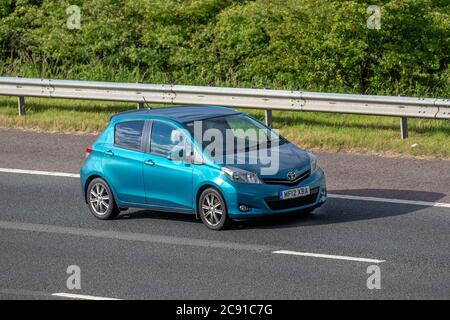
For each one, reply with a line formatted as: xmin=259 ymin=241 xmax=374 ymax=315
xmin=167 ymin=148 xmax=183 ymax=161
xmin=185 ymin=149 xmax=203 ymax=165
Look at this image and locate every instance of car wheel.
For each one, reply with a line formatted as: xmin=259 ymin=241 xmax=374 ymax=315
xmin=198 ymin=188 xmax=229 ymax=230
xmin=87 ymin=178 xmax=120 ymax=220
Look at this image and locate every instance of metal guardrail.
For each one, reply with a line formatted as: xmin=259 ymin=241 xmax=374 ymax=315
xmin=0 ymin=77 xmax=449 ymax=139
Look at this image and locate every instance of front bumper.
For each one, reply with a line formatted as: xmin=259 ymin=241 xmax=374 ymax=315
xmin=220 ymin=168 xmax=327 ymax=218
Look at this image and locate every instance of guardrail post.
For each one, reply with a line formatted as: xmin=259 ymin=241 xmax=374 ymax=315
xmin=137 ymin=102 xmax=145 ymax=109
xmin=265 ymin=109 xmax=272 ymax=127
xmin=400 ymin=117 xmax=408 ymax=139
xmin=18 ymin=96 xmax=25 ymax=116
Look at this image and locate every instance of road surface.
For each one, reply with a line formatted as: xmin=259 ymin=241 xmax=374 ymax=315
xmin=0 ymin=128 xmax=449 ymax=299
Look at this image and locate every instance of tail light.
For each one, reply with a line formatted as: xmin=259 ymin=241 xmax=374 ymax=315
xmin=85 ymin=146 xmax=93 ymax=159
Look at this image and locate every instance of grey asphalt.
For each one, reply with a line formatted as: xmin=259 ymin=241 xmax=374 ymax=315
xmin=0 ymin=128 xmax=449 ymax=299
xmin=1 ymin=128 xmax=449 ymax=202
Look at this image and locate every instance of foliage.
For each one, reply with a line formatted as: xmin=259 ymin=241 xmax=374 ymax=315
xmin=0 ymin=0 xmax=448 ymax=96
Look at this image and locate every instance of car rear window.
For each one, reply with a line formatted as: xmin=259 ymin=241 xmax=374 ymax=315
xmin=114 ymin=120 xmax=145 ymax=151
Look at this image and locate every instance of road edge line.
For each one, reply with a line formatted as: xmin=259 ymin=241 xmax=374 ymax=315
xmin=52 ymin=292 xmax=121 ymax=300
xmin=272 ymin=250 xmax=385 ymax=263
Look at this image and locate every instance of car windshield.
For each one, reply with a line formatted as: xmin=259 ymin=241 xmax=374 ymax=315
xmin=185 ymin=114 xmax=285 ymax=155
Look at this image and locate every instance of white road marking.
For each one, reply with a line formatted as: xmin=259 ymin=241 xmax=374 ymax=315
xmin=52 ymin=293 xmax=120 ymax=300
xmin=1 ymin=167 xmax=449 ymax=208
xmin=0 ymin=167 xmax=79 ymax=178
xmin=272 ymin=250 xmax=385 ymax=264
xmin=328 ymin=194 xmax=450 ymax=208
xmin=0 ymin=288 xmax=121 ymax=300
xmin=0 ymin=220 xmax=274 ymax=252
xmin=0 ymin=220 xmax=384 ymax=264
xmin=0 ymin=288 xmax=56 ymax=298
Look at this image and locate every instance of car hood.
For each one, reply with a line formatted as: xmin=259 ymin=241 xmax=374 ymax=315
xmin=219 ymin=142 xmax=311 ymax=179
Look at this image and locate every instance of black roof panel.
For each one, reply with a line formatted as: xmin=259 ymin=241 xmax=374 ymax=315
xmin=111 ymin=105 xmax=241 ymax=123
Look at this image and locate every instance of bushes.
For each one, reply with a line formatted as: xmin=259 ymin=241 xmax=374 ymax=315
xmin=0 ymin=0 xmax=448 ymax=96
xmin=184 ymin=0 xmax=449 ymax=95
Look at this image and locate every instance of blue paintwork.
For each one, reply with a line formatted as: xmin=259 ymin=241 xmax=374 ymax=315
xmin=80 ymin=106 xmax=327 ymax=218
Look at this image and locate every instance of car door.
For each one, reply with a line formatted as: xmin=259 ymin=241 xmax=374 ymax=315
xmin=101 ymin=120 xmax=146 ymax=204
xmin=143 ymin=120 xmax=193 ymax=211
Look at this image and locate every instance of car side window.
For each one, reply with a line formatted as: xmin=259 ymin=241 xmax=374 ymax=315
xmin=150 ymin=121 xmax=185 ymax=159
xmin=114 ymin=120 xmax=145 ymax=151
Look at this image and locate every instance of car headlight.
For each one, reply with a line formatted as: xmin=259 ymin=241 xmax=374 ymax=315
xmin=221 ymin=167 xmax=263 ymax=184
xmin=309 ymin=153 xmax=318 ymax=173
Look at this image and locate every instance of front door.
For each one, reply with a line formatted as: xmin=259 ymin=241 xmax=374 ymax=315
xmin=143 ymin=121 xmax=193 ymax=211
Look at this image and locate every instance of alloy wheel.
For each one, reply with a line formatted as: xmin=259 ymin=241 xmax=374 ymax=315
xmin=201 ymin=192 xmax=223 ymax=226
xmin=89 ymin=183 xmax=110 ymax=216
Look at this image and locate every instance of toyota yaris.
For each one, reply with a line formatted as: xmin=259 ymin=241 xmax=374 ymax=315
xmin=80 ymin=106 xmax=327 ymax=230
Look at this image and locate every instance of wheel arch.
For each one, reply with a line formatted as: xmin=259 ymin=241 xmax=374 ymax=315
xmin=194 ymin=183 xmax=227 ymax=220
xmin=83 ymin=174 xmax=118 ymax=204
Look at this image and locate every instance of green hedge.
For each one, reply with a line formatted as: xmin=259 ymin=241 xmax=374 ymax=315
xmin=0 ymin=0 xmax=449 ymax=96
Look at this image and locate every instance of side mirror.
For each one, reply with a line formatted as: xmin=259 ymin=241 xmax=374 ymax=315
xmin=185 ymin=149 xmax=203 ymax=165
xmin=168 ymin=148 xmax=184 ymax=161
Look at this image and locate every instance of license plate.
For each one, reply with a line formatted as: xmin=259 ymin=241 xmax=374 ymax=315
xmin=280 ymin=186 xmax=310 ymax=200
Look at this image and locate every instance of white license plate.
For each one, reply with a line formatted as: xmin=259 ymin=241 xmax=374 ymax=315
xmin=280 ymin=186 xmax=310 ymax=200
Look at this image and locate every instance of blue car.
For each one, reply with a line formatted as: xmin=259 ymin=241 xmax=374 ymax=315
xmin=80 ymin=106 xmax=326 ymax=230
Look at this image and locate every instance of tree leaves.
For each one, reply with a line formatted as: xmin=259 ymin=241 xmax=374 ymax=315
xmin=0 ymin=0 xmax=448 ymax=96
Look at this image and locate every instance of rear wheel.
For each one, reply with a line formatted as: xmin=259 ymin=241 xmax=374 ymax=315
xmin=198 ymin=188 xmax=229 ymax=230
xmin=87 ymin=178 xmax=119 ymax=220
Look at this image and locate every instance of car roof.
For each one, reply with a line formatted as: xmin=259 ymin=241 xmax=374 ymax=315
xmin=110 ymin=105 xmax=241 ymax=123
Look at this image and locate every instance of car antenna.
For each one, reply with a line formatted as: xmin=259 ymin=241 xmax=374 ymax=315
xmin=142 ymin=96 xmax=152 ymax=110
xmin=137 ymin=81 xmax=152 ymax=110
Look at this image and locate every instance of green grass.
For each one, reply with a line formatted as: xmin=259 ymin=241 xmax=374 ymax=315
xmin=0 ymin=97 xmax=449 ymax=159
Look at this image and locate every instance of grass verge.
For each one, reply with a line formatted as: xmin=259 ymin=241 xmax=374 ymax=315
xmin=0 ymin=97 xmax=449 ymax=159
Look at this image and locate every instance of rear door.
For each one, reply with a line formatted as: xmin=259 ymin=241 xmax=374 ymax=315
xmin=143 ymin=120 xmax=193 ymax=211
xmin=101 ymin=120 xmax=146 ymax=204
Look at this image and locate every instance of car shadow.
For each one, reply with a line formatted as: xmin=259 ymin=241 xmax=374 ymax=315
xmin=232 ymin=189 xmax=447 ymax=230
xmin=115 ymin=189 xmax=447 ymax=230
xmin=117 ymin=210 xmax=199 ymax=224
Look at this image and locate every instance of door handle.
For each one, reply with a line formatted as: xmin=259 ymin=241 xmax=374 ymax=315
xmin=144 ymin=159 xmax=155 ymax=166
xmin=104 ymin=150 xmax=114 ymax=156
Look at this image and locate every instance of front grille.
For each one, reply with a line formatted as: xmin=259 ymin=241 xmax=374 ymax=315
xmin=262 ymin=170 xmax=311 ymax=186
xmin=265 ymin=187 xmax=319 ymax=211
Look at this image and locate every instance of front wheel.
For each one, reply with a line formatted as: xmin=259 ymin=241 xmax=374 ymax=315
xmin=198 ymin=188 xmax=230 ymax=230
xmin=87 ymin=178 xmax=120 ymax=220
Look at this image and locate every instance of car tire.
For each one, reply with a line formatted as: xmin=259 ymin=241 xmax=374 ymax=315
xmin=198 ymin=188 xmax=229 ymax=231
xmin=86 ymin=178 xmax=120 ymax=220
